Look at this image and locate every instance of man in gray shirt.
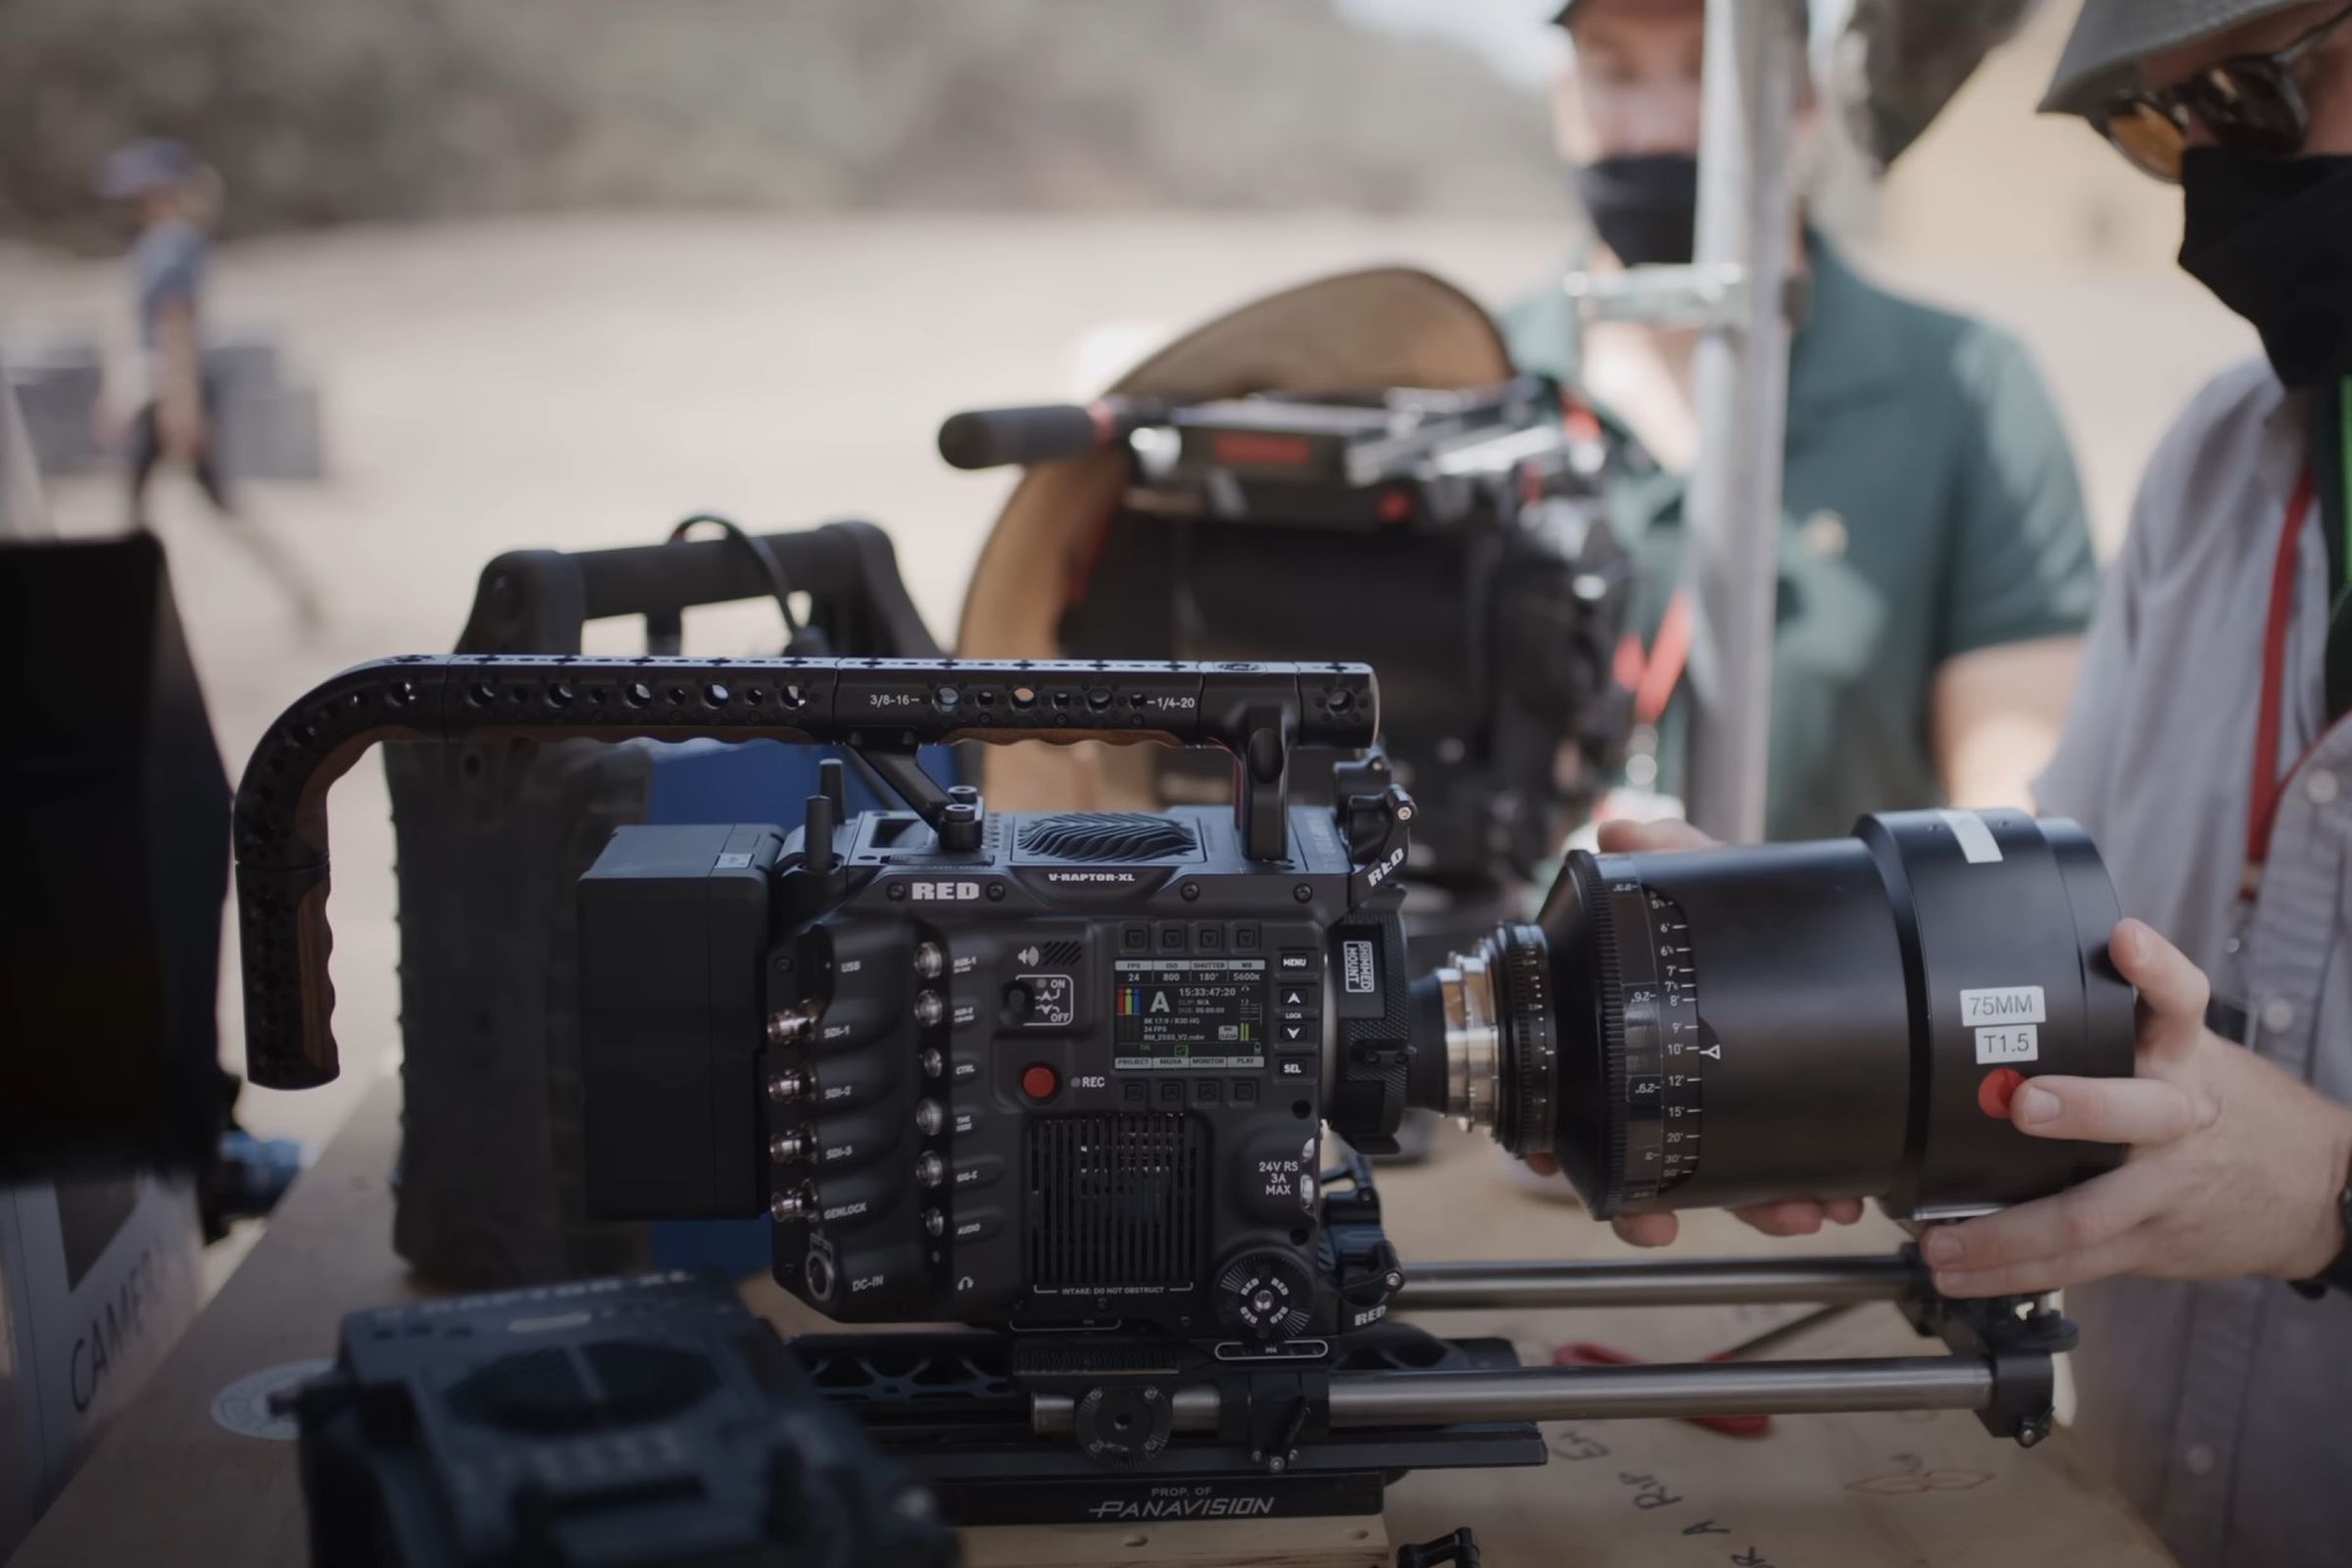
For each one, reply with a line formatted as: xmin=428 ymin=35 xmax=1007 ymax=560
xmin=1585 ymin=6 xmax=2352 ymax=1564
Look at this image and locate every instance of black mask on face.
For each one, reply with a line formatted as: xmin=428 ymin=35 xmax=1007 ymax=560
xmin=1575 ymin=153 xmax=1699 ymax=267
xmin=2179 ymin=145 xmax=2352 ymax=389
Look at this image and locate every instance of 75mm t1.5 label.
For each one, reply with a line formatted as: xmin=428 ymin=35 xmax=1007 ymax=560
xmin=1962 ymin=986 xmax=2044 ymax=1064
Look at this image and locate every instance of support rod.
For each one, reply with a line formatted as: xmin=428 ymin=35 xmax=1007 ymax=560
xmin=1323 ymin=1356 xmax=1990 ymax=1428
xmin=1391 ymin=1254 xmax=1919 ymax=1312
xmin=1031 ymin=1355 xmax=1992 ymax=1436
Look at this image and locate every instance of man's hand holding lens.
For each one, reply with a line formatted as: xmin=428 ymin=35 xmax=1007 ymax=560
xmin=1923 ymin=917 xmax=2352 ymax=1297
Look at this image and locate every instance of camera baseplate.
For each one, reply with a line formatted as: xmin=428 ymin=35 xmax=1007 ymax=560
xmin=790 ymin=1325 xmax=1544 ymax=1526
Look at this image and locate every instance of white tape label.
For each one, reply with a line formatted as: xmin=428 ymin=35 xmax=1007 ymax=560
xmin=1961 ymin=985 xmax=2046 ymax=1025
xmin=1975 ymin=1024 xmax=2039 ymax=1064
xmin=1938 ymin=808 xmax=2003 ymax=864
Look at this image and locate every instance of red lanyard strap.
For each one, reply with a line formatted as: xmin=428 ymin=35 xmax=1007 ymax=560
xmin=1612 ymin=589 xmax=1692 ymax=731
xmin=2247 ymin=469 xmax=2318 ymax=876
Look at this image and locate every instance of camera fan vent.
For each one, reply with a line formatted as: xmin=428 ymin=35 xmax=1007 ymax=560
xmin=1026 ymin=1114 xmax=1204 ymax=1292
xmin=1016 ymin=813 xmax=1197 ymax=862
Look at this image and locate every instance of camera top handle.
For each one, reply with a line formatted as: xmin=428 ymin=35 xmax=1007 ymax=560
xmin=232 ymin=654 xmax=1378 ymax=1090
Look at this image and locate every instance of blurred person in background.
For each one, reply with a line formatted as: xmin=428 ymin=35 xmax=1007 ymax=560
xmin=96 ymin=138 xmax=319 ymax=630
xmin=1503 ymin=0 xmax=2096 ymax=842
xmin=1582 ymin=7 xmax=2352 ymax=1564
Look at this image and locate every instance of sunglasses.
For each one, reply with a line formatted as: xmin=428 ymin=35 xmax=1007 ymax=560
xmin=2094 ymin=0 xmax=2352 ymax=181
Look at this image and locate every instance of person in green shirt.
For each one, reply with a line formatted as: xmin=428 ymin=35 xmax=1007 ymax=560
xmin=1505 ymin=0 xmax=2099 ymax=842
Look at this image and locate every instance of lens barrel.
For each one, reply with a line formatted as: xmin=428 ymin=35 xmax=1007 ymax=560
xmin=1419 ymin=811 xmax=2138 ymax=1221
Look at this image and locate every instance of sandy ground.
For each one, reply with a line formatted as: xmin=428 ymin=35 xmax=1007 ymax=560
xmin=0 ymin=212 xmax=2257 ymax=1168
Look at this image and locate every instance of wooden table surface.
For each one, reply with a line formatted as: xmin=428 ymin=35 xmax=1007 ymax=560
xmin=10 ymin=1077 xmax=2177 ymax=1568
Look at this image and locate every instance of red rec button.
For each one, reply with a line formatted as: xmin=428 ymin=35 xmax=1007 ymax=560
xmin=1021 ymin=1063 xmax=1058 ymax=1102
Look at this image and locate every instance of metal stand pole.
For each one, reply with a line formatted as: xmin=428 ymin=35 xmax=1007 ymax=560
xmin=1681 ymin=0 xmax=1805 ymax=843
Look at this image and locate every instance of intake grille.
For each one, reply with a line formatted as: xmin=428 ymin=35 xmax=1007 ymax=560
xmin=1025 ymin=1113 xmax=1204 ymax=1292
xmin=1016 ymin=813 xmax=1198 ymax=863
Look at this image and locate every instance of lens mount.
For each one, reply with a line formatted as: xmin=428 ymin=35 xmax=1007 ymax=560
xmin=1434 ymin=925 xmax=1559 ymax=1157
xmin=1436 ymin=946 xmax=1500 ymax=1133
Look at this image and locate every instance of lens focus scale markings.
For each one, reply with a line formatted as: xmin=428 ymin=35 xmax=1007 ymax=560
xmin=1603 ymin=880 xmax=1705 ymax=1210
xmin=1650 ymin=890 xmax=1706 ymax=1197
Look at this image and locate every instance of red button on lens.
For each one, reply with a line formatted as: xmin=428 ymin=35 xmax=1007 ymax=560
xmin=1021 ymin=1064 xmax=1058 ymax=1102
xmin=1978 ymin=1067 xmax=2025 ymax=1119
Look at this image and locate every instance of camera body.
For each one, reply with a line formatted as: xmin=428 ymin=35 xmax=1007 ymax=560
xmin=579 ymin=774 xmax=1420 ymax=1344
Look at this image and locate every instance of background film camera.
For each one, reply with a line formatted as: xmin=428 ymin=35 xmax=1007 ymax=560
xmin=942 ymin=377 xmax=1636 ymax=943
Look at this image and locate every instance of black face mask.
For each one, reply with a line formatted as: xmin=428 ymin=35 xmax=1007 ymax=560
xmin=2180 ymin=145 xmax=2352 ymax=389
xmin=1575 ymin=153 xmax=1698 ymax=268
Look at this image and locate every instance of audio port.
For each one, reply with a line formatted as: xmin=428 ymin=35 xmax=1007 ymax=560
xmin=914 ymin=992 xmax=946 ymax=1027
xmin=923 ymin=1208 xmax=945 ymax=1238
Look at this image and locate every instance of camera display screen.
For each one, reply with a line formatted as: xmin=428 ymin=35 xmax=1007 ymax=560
xmin=1113 ymin=958 xmax=1267 ymax=1070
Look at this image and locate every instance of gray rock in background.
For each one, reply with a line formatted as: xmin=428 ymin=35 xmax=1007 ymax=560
xmin=2 ymin=330 xmax=324 ymax=483
xmin=0 ymin=346 xmax=55 ymax=537
xmin=204 ymin=334 xmax=324 ymax=483
xmin=4 ymin=338 xmax=102 ymax=478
